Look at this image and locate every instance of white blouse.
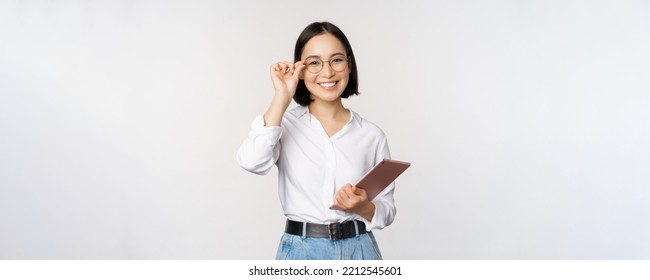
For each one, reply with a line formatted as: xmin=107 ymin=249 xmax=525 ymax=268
xmin=236 ymin=105 xmax=396 ymax=230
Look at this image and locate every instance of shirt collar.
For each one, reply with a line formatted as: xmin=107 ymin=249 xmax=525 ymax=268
xmin=294 ymin=105 xmax=362 ymax=128
xmin=294 ymin=105 xmax=310 ymax=120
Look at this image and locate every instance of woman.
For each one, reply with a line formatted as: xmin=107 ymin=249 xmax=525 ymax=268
xmin=237 ymin=22 xmax=396 ymax=260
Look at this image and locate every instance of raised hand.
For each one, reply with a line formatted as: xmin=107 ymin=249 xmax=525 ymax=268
xmin=263 ymin=61 xmax=306 ymax=127
xmin=270 ymin=61 xmax=306 ymax=98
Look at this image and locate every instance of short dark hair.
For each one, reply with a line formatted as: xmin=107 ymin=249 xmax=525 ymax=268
xmin=293 ymin=22 xmax=359 ymax=106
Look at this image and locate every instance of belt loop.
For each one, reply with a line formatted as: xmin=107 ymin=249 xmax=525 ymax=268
xmin=302 ymin=222 xmax=307 ymax=237
xmin=354 ymin=221 xmax=359 ymax=236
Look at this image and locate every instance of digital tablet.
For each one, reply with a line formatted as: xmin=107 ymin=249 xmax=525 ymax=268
xmin=355 ymin=159 xmax=410 ymax=201
xmin=330 ymin=159 xmax=410 ymax=210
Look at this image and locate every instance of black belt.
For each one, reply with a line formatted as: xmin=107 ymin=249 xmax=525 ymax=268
xmin=285 ymin=220 xmax=367 ymax=240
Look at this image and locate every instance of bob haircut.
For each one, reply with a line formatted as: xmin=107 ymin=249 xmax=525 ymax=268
xmin=293 ymin=22 xmax=359 ymax=106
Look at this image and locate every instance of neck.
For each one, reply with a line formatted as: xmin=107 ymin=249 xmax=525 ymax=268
xmin=308 ymin=99 xmax=346 ymax=120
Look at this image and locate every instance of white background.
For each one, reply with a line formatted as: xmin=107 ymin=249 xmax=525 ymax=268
xmin=1 ymin=0 xmax=648 ymax=259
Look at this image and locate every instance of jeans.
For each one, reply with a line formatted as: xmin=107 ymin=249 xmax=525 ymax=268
xmin=275 ymin=232 xmax=383 ymax=260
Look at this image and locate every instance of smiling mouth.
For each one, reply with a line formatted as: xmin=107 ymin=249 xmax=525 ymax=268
xmin=318 ymin=81 xmax=337 ymax=89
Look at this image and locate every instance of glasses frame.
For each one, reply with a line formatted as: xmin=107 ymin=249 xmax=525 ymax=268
xmin=304 ymin=55 xmax=350 ymax=74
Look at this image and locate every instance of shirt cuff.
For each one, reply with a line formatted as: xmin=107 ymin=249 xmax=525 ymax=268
xmin=363 ymin=201 xmax=388 ymax=230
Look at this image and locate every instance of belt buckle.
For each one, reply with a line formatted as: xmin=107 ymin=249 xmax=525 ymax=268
xmin=328 ymin=223 xmax=342 ymax=240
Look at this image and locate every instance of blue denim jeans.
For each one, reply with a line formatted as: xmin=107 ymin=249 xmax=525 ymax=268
xmin=275 ymin=231 xmax=383 ymax=260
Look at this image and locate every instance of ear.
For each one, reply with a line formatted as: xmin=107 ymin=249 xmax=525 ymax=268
xmin=299 ymin=70 xmax=304 ymax=80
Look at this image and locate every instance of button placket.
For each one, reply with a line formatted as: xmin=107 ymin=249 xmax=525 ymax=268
xmin=322 ymin=138 xmax=337 ymax=216
xmin=308 ymin=113 xmax=339 ymax=218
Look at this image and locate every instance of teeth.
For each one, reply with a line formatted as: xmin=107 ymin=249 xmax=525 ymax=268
xmin=319 ymin=82 xmax=336 ymax=87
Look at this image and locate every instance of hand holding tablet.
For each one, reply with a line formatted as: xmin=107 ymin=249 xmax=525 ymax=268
xmin=331 ymin=159 xmax=410 ymax=211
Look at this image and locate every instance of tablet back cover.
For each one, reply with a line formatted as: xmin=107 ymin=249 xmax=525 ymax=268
xmin=356 ymin=159 xmax=410 ymax=201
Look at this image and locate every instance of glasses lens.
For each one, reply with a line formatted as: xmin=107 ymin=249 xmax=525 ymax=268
xmin=330 ymin=55 xmax=348 ymax=72
xmin=305 ymin=58 xmax=323 ymax=73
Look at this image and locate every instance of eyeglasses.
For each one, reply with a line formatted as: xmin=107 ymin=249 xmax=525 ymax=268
xmin=304 ymin=55 xmax=349 ymax=74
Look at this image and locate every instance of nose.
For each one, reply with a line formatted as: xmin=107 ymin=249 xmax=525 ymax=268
xmin=321 ymin=61 xmax=335 ymax=77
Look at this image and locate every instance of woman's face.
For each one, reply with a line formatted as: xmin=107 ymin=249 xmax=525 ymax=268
xmin=300 ymin=33 xmax=350 ymax=104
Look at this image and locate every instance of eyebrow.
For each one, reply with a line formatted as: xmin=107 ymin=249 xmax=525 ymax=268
xmin=304 ymin=52 xmax=347 ymax=60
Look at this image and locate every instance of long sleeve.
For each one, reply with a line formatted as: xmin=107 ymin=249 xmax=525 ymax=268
xmin=365 ymin=136 xmax=397 ymax=230
xmin=236 ymin=115 xmax=283 ymax=175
